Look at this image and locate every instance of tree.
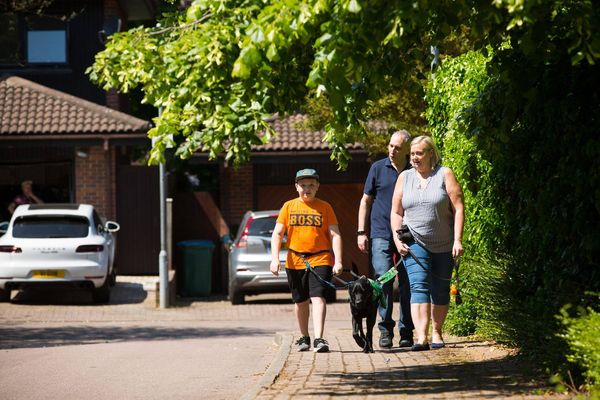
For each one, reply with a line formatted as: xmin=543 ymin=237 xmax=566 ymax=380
xmin=87 ymin=0 xmax=600 ymax=168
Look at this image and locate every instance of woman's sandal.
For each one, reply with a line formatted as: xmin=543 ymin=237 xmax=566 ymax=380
xmin=411 ymin=343 xmax=430 ymax=351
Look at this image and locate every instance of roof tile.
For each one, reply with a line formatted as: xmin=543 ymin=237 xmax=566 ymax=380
xmin=0 ymin=76 xmax=151 ymax=136
xmin=253 ymin=114 xmax=387 ymax=152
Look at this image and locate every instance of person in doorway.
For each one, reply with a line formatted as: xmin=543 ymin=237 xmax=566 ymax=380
xmin=391 ymin=135 xmax=465 ymax=351
xmin=7 ymin=180 xmax=44 ymax=215
xmin=357 ymin=129 xmax=415 ymax=349
xmin=270 ymin=168 xmax=343 ymax=353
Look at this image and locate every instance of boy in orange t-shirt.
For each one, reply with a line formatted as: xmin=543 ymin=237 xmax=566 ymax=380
xmin=270 ymin=168 xmax=343 ymax=353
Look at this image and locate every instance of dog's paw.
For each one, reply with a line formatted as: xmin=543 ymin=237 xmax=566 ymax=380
xmin=362 ymin=343 xmax=374 ymax=353
xmin=353 ymin=335 xmax=367 ymax=350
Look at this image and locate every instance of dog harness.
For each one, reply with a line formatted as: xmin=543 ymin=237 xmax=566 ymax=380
xmin=368 ymin=279 xmax=386 ymax=308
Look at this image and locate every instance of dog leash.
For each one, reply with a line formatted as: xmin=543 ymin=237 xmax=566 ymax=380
xmin=396 ymin=226 xmax=452 ymax=281
xmin=287 ymin=249 xmax=400 ymax=308
xmin=400 ymin=248 xmax=452 ymax=282
xmin=289 ymin=249 xmax=351 ymax=290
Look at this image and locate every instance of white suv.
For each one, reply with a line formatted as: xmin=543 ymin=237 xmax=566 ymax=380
xmin=0 ymin=204 xmax=120 ymax=303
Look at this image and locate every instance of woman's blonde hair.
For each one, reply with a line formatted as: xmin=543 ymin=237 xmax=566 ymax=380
xmin=411 ymin=135 xmax=440 ymax=167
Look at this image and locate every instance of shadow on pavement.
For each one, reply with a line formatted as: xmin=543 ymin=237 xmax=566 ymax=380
xmin=0 ymin=324 xmax=272 ymax=350
xmin=174 ymin=294 xmax=294 ymax=306
xmin=307 ymin=359 xmax=552 ymax=398
xmin=8 ymin=282 xmax=147 ymax=306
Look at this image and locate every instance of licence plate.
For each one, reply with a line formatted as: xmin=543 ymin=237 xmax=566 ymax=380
xmin=32 ymin=270 xmax=65 ymax=279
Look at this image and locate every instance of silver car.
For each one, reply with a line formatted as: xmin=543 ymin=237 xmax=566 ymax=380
xmin=228 ymin=210 xmax=288 ymax=305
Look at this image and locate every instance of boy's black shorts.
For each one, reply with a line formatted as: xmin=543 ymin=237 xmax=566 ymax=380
xmin=286 ymin=266 xmax=333 ymax=303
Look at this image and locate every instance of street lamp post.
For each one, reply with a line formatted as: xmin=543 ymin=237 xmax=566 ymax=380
xmin=158 ymin=159 xmax=168 ymax=309
xmin=155 ymin=107 xmax=169 ymax=309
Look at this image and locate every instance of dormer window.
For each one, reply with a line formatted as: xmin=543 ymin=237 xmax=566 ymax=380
xmin=0 ymin=13 xmax=68 ymax=66
xmin=26 ymin=16 xmax=67 ymax=64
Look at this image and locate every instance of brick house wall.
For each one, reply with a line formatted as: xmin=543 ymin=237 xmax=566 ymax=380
xmin=74 ymin=145 xmax=116 ymax=219
xmin=219 ymin=163 xmax=253 ymax=226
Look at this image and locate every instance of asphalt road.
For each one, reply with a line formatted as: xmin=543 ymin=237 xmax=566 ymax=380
xmin=0 ymin=282 xmax=304 ymax=400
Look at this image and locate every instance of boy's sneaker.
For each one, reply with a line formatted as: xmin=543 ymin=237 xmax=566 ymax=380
xmin=295 ymin=336 xmax=311 ymax=352
xmin=313 ymin=338 xmax=330 ymax=353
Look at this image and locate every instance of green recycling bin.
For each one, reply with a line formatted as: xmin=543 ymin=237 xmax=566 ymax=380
xmin=178 ymin=240 xmax=215 ymax=297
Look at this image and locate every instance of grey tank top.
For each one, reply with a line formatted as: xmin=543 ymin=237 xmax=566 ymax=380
xmin=402 ymin=166 xmax=454 ymax=253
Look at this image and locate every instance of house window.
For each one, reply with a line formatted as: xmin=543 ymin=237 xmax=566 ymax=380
xmin=26 ymin=16 xmax=67 ymax=64
xmin=0 ymin=13 xmax=68 ymax=65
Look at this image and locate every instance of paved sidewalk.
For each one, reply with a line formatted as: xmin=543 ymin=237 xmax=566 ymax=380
xmin=252 ymin=329 xmax=566 ymax=399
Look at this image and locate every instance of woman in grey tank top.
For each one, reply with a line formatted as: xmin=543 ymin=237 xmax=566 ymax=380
xmin=390 ymin=136 xmax=465 ymax=351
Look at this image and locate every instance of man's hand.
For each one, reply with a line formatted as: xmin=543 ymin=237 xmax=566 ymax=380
xmin=270 ymin=259 xmax=281 ymax=276
xmin=357 ymin=235 xmax=369 ymax=253
xmin=333 ymin=262 xmax=343 ymax=276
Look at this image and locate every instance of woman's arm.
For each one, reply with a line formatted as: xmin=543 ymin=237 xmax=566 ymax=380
xmin=391 ymin=172 xmax=409 ymax=256
xmin=444 ymin=168 xmax=465 ymax=258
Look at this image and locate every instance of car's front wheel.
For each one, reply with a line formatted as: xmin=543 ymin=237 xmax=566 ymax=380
xmin=108 ymin=265 xmax=117 ymax=287
xmin=92 ymin=277 xmax=110 ymax=304
xmin=229 ymin=283 xmax=245 ymax=305
xmin=0 ymin=288 xmax=11 ymax=302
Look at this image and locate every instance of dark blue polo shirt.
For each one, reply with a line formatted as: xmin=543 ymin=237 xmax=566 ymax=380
xmin=363 ymin=157 xmax=409 ymax=239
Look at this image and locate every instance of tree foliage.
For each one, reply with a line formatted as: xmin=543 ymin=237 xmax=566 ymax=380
xmin=87 ymin=0 xmax=600 ymax=167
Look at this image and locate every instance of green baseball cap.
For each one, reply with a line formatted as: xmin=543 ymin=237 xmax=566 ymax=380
xmin=295 ymin=168 xmax=319 ymax=182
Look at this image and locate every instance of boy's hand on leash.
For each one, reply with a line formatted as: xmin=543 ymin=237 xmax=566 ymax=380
xmin=333 ymin=262 xmax=343 ymax=276
xmin=270 ymin=259 xmax=281 ymax=276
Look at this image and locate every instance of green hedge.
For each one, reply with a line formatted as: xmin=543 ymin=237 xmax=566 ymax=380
xmin=425 ymin=48 xmax=600 ymax=381
xmin=557 ymin=304 xmax=600 ymax=393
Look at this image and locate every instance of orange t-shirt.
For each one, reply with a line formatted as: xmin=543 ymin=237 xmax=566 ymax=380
xmin=277 ymin=197 xmax=338 ymax=270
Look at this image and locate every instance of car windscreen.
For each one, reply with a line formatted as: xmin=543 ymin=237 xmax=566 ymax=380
xmin=248 ymin=216 xmax=277 ymax=236
xmin=12 ymin=215 xmax=90 ymax=238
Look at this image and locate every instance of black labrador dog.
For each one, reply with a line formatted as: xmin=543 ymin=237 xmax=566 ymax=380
xmin=348 ymin=275 xmax=378 ymax=353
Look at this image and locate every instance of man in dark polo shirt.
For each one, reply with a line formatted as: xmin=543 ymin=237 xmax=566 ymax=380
xmin=357 ymin=130 xmax=414 ymax=348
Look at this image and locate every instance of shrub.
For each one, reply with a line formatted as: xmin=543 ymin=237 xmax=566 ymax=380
xmin=557 ymin=303 xmax=600 ymax=393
